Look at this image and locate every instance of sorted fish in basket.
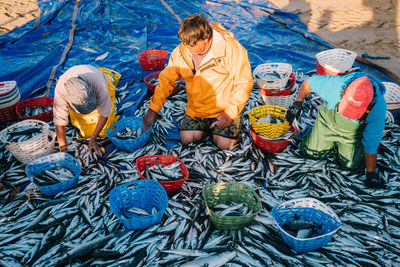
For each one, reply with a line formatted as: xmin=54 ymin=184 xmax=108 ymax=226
xmin=114 ymin=126 xmax=143 ymax=140
xmin=282 ymin=219 xmax=319 ymax=239
xmin=212 ymin=202 xmax=253 ymax=216
xmin=23 ymin=106 xmax=52 ymax=117
xmin=121 ymin=206 xmax=159 ymax=219
xmin=2 ymin=126 xmax=43 ymax=142
xmin=149 ymin=78 xmax=159 ymax=85
xmin=258 ymin=114 xmax=284 ymax=124
xmin=257 ymin=128 xmax=293 ymax=142
xmin=142 ymin=161 xmax=183 ymax=181
xmin=32 ymin=166 xmax=74 ymax=186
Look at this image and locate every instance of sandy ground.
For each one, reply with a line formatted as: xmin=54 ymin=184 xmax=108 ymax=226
xmin=0 ymin=0 xmax=399 ymax=77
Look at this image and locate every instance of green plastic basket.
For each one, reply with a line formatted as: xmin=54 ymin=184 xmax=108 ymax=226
xmin=203 ymin=182 xmax=262 ymax=230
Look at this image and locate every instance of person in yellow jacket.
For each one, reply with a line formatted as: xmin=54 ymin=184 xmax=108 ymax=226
xmin=53 ymin=65 xmax=119 ymax=155
xmin=143 ymin=14 xmax=253 ymax=150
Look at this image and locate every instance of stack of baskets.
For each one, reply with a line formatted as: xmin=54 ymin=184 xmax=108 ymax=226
xmin=247 ymin=105 xmax=294 ymax=153
xmin=271 ymin=198 xmax=341 ymax=252
xmin=136 ymin=155 xmax=189 ymax=195
xmin=26 ymin=152 xmax=82 ymax=196
xmin=203 ymin=182 xmax=262 ymax=230
xmin=383 ymin=82 xmax=400 ymax=123
xmin=315 ymin=48 xmax=357 ymax=76
xmin=254 ymin=63 xmax=297 ymax=109
xmin=109 ymin=180 xmax=168 ymax=230
xmin=0 ymin=119 xmax=55 ymax=164
xmin=144 ymin=71 xmax=182 ymax=95
xmin=106 ymin=117 xmax=151 ymax=152
xmin=0 ymin=81 xmax=20 ymax=123
xmin=16 ymin=96 xmax=54 ymax=122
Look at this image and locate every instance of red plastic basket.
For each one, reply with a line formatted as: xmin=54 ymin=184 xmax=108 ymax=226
xmin=250 ymin=124 xmax=296 ymax=153
xmin=136 ymin=155 xmax=189 ymax=195
xmin=16 ymin=96 xmax=54 ymax=122
xmin=259 ymin=73 xmax=296 ymax=96
xmin=137 ymin=50 xmax=168 ymax=71
xmin=144 ymin=71 xmax=182 ymax=95
xmin=0 ymin=103 xmax=18 ymax=123
xmin=316 ymin=61 xmax=346 ymax=76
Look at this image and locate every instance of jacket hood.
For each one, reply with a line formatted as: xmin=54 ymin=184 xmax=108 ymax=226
xmin=346 ymin=72 xmax=386 ymax=97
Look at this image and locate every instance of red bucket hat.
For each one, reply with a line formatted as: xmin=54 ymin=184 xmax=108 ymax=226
xmin=338 ymin=76 xmax=374 ymax=120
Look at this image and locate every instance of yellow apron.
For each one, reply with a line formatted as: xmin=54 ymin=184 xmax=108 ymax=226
xmin=69 ymin=69 xmax=120 ymax=138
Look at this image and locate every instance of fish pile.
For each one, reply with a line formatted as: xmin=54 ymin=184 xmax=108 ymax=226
xmin=255 ymin=71 xmax=287 ymax=81
xmin=0 ymin=74 xmax=400 ymax=266
xmin=142 ymin=161 xmax=183 ymax=181
xmin=1 ymin=126 xmax=43 ymax=143
xmin=212 ymin=202 xmax=253 ymax=217
xmin=114 ymin=126 xmax=143 ymax=140
xmin=32 ymin=167 xmax=75 ymax=186
xmin=23 ymin=106 xmax=52 ymax=117
xmin=258 ymin=114 xmax=285 ymax=124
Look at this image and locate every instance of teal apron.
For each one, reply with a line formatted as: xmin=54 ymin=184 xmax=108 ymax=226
xmin=300 ymin=103 xmax=365 ymax=170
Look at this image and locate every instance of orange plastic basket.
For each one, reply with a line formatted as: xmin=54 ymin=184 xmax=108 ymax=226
xmin=250 ymin=124 xmax=296 ymax=153
xmin=16 ymin=96 xmax=54 ymax=122
xmin=136 ymin=155 xmax=189 ymax=195
xmin=144 ymin=71 xmax=182 ymax=95
xmin=137 ymin=50 xmax=168 ymax=71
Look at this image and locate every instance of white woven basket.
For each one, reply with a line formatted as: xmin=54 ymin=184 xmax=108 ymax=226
xmin=253 ymin=63 xmax=292 ymax=90
xmin=383 ymin=82 xmax=400 ymax=110
xmin=316 ymin=49 xmax=357 ymax=73
xmin=262 ymin=83 xmax=299 ymax=109
xmin=0 ymin=119 xmax=50 ymax=164
xmin=13 ymin=130 xmax=56 ymax=164
xmin=0 ymin=90 xmax=20 ymax=108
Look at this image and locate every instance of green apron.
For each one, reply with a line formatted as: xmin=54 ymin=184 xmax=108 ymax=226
xmin=300 ymin=103 xmax=365 ymax=170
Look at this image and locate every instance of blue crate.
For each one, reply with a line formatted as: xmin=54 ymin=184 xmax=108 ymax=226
xmin=26 ymin=152 xmax=81 ymax=196
xmin=109 ymin=180 xmax=168 ymax=230
xmin=106 ymin=117 xmax=151 ymax=152
xmin=271 ymin=198 xmax=341 ymax=252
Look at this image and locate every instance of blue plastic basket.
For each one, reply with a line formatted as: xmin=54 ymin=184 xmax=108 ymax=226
xmin=106 ymin=117 xmax=151 ymax=152
xmin=271 ymin=198 xmax=341 ymax=252
xmin=26 ymin=152 xmax=81 ymax=196
xmin=109 ymin=180 xmax=168 ymax=230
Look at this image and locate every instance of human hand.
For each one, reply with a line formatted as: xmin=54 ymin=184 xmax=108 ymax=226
xmin=365 ymin=171 xmax=386 ymax=189
xmin=88 ymin=138 xmax=103 ymax=156
xmin=143 ymin=109 xmax=158 ymax=131
xmin=286 ymin=101 xmax=303 ymax=125
xmin=216 ymin=112 xmax=233 ymax=129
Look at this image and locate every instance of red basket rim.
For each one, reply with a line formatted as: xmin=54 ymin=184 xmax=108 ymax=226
xmin=144 ymin=71 xmax=182 ymax=95
xmin=259 ymin=73 xmax=296 ymax=96
xmin=135 ymin=154 xmax=189 ymax=194
xmin=250 ymin=124 xmax=296 ymax=153
xmin=15 ymin=96 xmax=53 ymax=121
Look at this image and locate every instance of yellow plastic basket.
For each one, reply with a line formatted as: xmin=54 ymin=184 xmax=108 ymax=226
xmin=98 ymin=68 xmax=121 ymax=86
xmin=247 ymin=105 xmax=290 ymax=139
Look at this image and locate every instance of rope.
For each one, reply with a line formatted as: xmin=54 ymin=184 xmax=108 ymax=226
xmin=160 ymin=0 xmax=182 ymax=24
xmin=44 ymin=0 xmax=79 ymax=96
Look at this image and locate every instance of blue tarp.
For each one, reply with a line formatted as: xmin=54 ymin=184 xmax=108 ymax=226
xmin=0 ymin=0 xmax=394 ymax=103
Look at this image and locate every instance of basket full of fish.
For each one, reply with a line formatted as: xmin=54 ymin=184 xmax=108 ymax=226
xmin=247 ymin=105 xmax=290 ymax=139
xmin=144 ymin=71 xmax=182 ymax=95
xmin=136 ymin=154 xmax=189 ymax=194
xmin=253 ymin=63 xmax=293 ymax=92
xmin=106 ymin=117 xmax=151 ymax=152
xmin=250 ymin=124 xmax=296 ymax=153
xmin=16 ymin=96 xmax=54 ymax=122
xmin=0 ymin=119 xmax=54 ymax=164
xmin=26 ymin=152 xmax=82 ymax=196
xmin=109 ymin=179 xmax=168 ymax=230
xmin=271 ymin=198 xmax=342 ymax=252
xmin=203 ymin=182 xmax=262 ymax=230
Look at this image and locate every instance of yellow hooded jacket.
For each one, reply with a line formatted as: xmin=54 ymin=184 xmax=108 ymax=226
xmin=148 ymin=23 xmax=253 ymax=120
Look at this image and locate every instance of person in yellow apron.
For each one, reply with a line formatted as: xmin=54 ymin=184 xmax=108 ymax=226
xmin=53 ymin=65 xmax=120 ymax=155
